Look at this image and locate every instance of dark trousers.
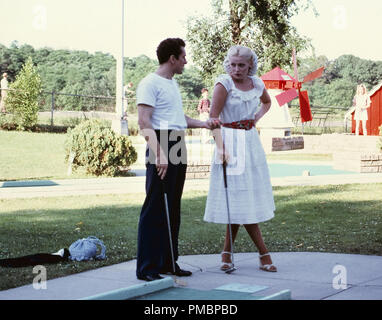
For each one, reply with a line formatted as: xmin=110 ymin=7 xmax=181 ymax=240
xmin=0 ymin=249 xmax=70 ymax=268
xmin=136 ymin=131 xmax=187 ymax=277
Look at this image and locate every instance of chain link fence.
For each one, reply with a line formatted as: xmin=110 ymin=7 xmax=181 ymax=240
xmin=37 ymin=91 xmax=202 ymax=127
xmin=2 ymin=88 xmax=352 ymax=134
xmin=37 ymin=91 xmax=117 ymax=126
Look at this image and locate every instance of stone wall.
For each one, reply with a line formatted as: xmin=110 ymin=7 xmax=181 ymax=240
xmin=259 ymin=135 xmax=304 ymax=153
xmin=302 ymin=134 xmax=380 ymax=154
xmin=260 ymin=134 xmax=380 ymax=154
xmin=186 ymin=161 xmax=210 ymax=179
xmin=271 ymin=136 xmax=304 ymax=152
xmin=310 ymin=134 xmax=382 ymax=173
xmin=333 ymin=152 xmax=382 ymax=173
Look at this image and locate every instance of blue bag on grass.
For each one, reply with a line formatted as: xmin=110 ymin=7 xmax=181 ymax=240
xmin=69 ymin=236 xmax=106 ymax=261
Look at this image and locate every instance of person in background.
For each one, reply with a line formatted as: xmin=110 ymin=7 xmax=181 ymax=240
xmin=353 ymin=83 xmax=371 ymax=136
xmin=123 ymin=82 xmax=134 ymax=120
xmin=0 ymin=73 xmax=9 ymax=113
xmin=197 ymin=88 xmax=211 ymax=142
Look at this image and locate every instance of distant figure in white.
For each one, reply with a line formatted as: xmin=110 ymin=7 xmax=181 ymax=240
xmin=123 ymin=82 xmax=134 ymax=119
xmin=345 ymin=84 xmax=371 ymax=136
xmin=0 ymin=73 xmax=8 ymax=113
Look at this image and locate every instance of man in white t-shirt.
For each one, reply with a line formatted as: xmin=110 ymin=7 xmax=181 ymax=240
xmin=136 ymin=38 xmax=219 ymax=282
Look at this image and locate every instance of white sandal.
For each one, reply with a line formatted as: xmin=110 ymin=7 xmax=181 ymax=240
xmin=259 ymin=253 xmax=277 ymax=272
xmin=220 ymin=251 xmax=234 ymax=271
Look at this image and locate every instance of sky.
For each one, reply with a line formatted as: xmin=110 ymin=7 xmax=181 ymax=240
xmin=0 ymin=0 xmax=382 ymax=63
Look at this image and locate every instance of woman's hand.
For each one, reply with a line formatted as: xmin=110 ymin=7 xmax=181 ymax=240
xmin=216 ymin=147 xmax=230 ymax=164
xmin=205 ymin=118 xmax=221 ymax=129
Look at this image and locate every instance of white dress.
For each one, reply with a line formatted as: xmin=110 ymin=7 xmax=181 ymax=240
xmin=203 ymin=74 xmax=275 ymax=225
xmin=353 ymin=95 xmax=370 ymax=121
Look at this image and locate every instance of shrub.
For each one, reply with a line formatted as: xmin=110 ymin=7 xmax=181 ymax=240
xmin=65 ymin=119 xmax=137 ymax=176
xmin=0 ymin=113 xmax=17 ymax=130
xmin=5 ymin=57 xmax=42 ymax=130
xmin=378 ymin=125 xmax=382 ymax=152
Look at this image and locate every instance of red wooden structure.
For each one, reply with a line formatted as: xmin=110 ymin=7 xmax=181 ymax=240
xmin=261 ymin=64 xmax=324 ymax=123
xmin=261 ymin=66 xmax=296 ymax=90
xmin=260 ymin=67 xmax=314 ymax=122
xmin=352 ymin=82 xmax=382 ymax=136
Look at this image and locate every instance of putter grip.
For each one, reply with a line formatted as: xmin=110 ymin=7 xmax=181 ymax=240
xmin=223 ymin=161 xmax=228 ymax=188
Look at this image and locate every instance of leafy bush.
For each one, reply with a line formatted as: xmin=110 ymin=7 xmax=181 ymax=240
xmin=0 ymin=113 xmax=17 ymax=130
xmin=378 ymin=125 xmax=382 ymax=152
xmin=5 ymin=57 xmax=42 ymax=130
xmin=65 ymin=119 xmax=137 ymax=176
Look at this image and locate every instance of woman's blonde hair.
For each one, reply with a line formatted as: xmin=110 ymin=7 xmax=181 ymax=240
xmin=223 ymin=45 xmax=258 ymax=76
xmin=357 ymin=83 xmax=367 ymax=95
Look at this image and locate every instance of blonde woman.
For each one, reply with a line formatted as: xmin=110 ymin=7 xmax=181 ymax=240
xmin=353 ymin=84 xmax=371 ymax=136
xmin=204 ymin=45 xmax=277 ymax=272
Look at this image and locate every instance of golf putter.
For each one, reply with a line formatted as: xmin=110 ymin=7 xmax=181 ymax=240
xmin=161 ymin=179 xmax=187 ymax=286
xmin=222 ymin=160 xmax=237 ymax=274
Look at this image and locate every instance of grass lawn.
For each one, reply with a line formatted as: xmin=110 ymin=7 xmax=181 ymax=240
xmin=0 ymin=131 xmax=93 ymax=181
xmin=1 ymin=183 xmax=381 ymax=291
xmin=0 ymin=131 xmax=147 ymax=181
xmin=0 ymin=130 xmax=332 ymax=181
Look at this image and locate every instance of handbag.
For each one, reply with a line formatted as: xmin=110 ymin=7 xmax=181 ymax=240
xmin=69 ymin=236 xmax=106 ymax=261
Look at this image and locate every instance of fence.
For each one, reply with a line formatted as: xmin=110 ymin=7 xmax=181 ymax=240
xmin=3 ymin=88 xmax=352 ymax=133
xmin=37 ymin=91 xmax=117 ymax=126
xmin=290 ymin=104 xmax=351 ymax=134
xmin=37 ymin=91 xmax=202 ymax=126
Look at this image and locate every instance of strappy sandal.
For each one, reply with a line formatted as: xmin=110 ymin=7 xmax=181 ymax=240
xmin=220 ymin=251 xmax=234 ymax=271
xmin=259 ymin=253 xmax=277 ymax=272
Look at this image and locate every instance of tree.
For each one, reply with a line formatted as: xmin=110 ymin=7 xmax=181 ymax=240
xmin=186 ymin=0 xmax=314 ymax=82
xmin=175 ymin=67 xmax=205 ymax=100
xmin=301 ymin=54 xmax=382 ymax=108
xmin=6 ymin=57 xmax=42 ymax=129
xmin=124 ymin=55 xmax=206 ymax=100
xmin=307 ymin=78 xmax=354 ymax=108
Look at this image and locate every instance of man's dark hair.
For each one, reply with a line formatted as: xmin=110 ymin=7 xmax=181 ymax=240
xmin=156 ymin=38 xmax=186 ymax=64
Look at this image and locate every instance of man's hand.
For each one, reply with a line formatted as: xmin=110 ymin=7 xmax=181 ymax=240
xmin=156 ymin=151 xmax=168 ymax=180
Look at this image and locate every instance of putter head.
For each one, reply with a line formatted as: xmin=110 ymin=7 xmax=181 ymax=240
xmin=174 ymin=277 xmax=188 ymax=287
xmin=225 ymin=266 xmax=237 ymax=274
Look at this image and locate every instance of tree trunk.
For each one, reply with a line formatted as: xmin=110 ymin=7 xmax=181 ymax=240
xmin=229 ymin=0 xmax=242 ymax=44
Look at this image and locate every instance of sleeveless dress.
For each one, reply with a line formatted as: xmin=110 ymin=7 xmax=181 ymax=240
xmin=203 ymin=74 xmax=275 ymax=225
xmin=353 ymin=95 xmax=370 ymax=121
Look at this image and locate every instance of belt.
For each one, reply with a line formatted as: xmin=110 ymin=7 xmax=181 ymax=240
xmin=222 ymin=119 xmax=255 ymax=130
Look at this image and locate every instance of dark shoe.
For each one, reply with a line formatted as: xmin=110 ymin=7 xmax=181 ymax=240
xmin=137 ymin=274 xmax=164 ymax=282
xmin=160 ymin=268 xmax=192 ymax=277
xmin=174 ymin=269 xmax=192 ymax=277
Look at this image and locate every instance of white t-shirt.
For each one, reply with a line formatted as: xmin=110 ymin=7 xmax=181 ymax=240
xmin=136 ymin=73 xmax=187 ymax=130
